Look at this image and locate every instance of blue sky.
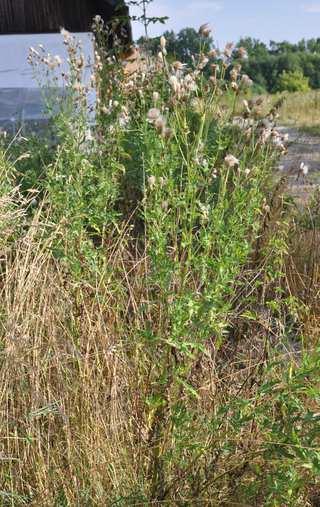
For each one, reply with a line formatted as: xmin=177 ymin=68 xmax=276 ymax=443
xmin=131 ymin=0 xmax=320 ymax=47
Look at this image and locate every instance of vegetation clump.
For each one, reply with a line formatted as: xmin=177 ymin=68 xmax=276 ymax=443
xmin=143 ymin=30 xmax=320 ymax=93
xmin=278 ymin=69 xmax=310 ymax=93
xmin=0 ymin=21 xmax=319 ymax=507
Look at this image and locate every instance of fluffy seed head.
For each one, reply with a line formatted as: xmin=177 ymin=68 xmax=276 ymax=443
xmin=169 ymin=75 xmax=181 ymax=94
xmin=230 ymin=68 xmax=238 ymax=82
xmin=147 ymin=108 xmax=161 ymax=122
xmin=241 ymin=74 xmax=253 ymax=88
xmin=237 ymin=47 xmax=248 ymax=60
xmin=199 ymin=23 xmax=212 ymax=37
xmin=160 ymin=36 xmax=166 ymax=50
xmin=172 ymin=61 xmax=185 ymax=71
xmin=148 ymin=175 xmax=156 ymax=188
xmin=224 ymin=42 xmax=234 ymax=58
xmin=224 ymin=154 xmax=239 ymax=168
xmin=198 ymin=56 xmax=209 ymax=70
xmin=154 ymin=116 xmax=166 ymax=132
xmin=208 ymin=49 xmax=218 ymax=59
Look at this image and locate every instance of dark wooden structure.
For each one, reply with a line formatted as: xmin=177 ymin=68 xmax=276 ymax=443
xmin=0 ymin=0 xmax=132 ymax=45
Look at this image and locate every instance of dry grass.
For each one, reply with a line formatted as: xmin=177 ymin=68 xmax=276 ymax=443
xmin=0 ymin=194 xmax=319 ymax=505
xmin=0 ymin=218 xmax=139 ymax=504
xmin=0 ymin=29 xmax=320 ymax=505
xmin=277 ymin=90 xmax=320 ymax=131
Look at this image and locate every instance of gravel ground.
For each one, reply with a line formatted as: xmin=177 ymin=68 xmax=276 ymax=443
xmin=278 ymin=126 xmax=320 ymax=206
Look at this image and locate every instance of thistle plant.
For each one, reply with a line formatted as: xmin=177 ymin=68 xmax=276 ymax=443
xmin=0 ymin=18 xmax=318 ymax=507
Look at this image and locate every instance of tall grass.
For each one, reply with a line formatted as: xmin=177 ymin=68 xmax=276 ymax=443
xmin=276 ymin=90 xmax=320 ymax=130
xmin=0 ymin=27 xmax=319 ymax=506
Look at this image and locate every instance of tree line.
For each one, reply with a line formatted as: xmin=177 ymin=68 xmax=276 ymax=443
xmin=138 ymin=29 xmax=320 ymax=93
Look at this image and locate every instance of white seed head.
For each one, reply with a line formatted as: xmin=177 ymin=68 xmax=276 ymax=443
xmin=199 ymin=23 xmax=211 ymax=37
xmin=230 ymin=69 xmax=238 ymax=82
xmin=198 ymin=56 xmax=209 ymax=70
xmin=154 ymin=116 xmax=166 ymax=132
xmin=60 ymin=28 xmax=72 ymax=41
xmin=241 ymin=74 xmax=253 ymax=88
xmin=147 ymin=108 xmax=161 ymax=122
xmin=160 ymin=36 xmax=166 ymax=50
xmin=237 ymin=47 xmax=248 ymax=60
xmin=54 ymin=55 xmax=62 ymax=66
xmin=224 ymin=42 xmax=234 ymax=58
xmin=169 ymin=75 xmax=181 ymax=94
xmin=153 ymin=91 xmax=160 ymax=103
xmin=243 ymin=100 xmax=251 ymax=114
xmin=208 ymin=49 xmax=218 ymax=59
xmin=260 ymin=128 xmax=272 ymax=145
xmin=224 ymin=154 xmax=239 ymax=168
xmin=148 ymin=175 xmax=156 ymax=188
xmin=184 ymin=74 xmax=197 ymax=92
xmin=172 ymin=61 xmax=185 ymax=71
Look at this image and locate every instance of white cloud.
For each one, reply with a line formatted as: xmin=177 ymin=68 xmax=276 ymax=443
xmin=302 ymin=3 xmax=320 ymax=13
xmin=131 ymin=0 xmax=224 ymax=39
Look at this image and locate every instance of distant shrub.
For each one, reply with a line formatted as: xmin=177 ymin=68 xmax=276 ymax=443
xmin=278 ymin=69 xmax=310 ymax=92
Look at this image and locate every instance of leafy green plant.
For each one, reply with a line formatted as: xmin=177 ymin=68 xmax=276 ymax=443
xmin=0 ymin=17 xmax=318 ymax=507
xmin=278 ymin=69 xmax=310 ymax=93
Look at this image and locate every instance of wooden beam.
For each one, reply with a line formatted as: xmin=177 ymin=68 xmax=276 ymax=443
xmin=0 ymin=0 xmax=132 ymax=44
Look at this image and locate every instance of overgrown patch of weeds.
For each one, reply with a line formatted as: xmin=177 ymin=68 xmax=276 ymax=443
xmin=0 ymin=20 xmax=318 ymax=507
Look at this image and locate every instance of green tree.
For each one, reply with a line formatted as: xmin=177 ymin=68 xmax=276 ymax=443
xmin=139 ymin=29 xmax=320 ymax=93
xmin=137 ymin=30 xmax=176 ymax=56
xmin=238 ymin=37 xmax=269 ymax=58
xmin=306 ymin=37 xmax=320 ymax=53
xmin=176 ymin=27 xmax=212 ymax=61
xmin=277 ymin=69 xmax=310 ymax=92
xmin=137 ymin=27 xmax=213 ymax=63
